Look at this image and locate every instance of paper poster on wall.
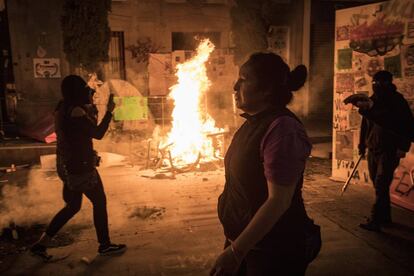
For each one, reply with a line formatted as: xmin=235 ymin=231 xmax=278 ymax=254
xmin=408 ymin=22 xmax=414 ymax=38
xmin=365 ymin=58 xmax=384 ymax=77
xmin=337 ymin=48 xmax=353 ymax=70
xmin=335 ymin=73 xmax=354 ymax=93
xmin=348 ymin=109 xmax=361 ymax=129
xmin=354 ymin=74 xmax=368 ymax=89
xmin=114 ymin=96 xmax=148 ymax=121
xmin=396 ymin=80 xmax=414 ymax=100
xmin=336 ymin=25 xmax=350 ymax=41
xmin=33 ymin=58 xmax=61 ymax=78
xmin=384 ymin=55 xmax=402 ymax=78
xmin=402 ymin=45 xmax=414 ymax=78
xmin=353 ymin=53 xmax=365 ymax=72
xmin=335 ymin=131 xmax=354 ymax=160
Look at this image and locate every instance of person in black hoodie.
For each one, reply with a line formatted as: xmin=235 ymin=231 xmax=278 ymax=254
xmin=210 ymin=53 xmax=319 ymax=276
xmin=352 ymin=71 xmax=414 ymax=231
xmin=30 ymin=75 xmax=126 ymax=260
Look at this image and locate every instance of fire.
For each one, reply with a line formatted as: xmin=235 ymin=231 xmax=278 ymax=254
xmin=162 ymin=39 xmax=223 ymax=167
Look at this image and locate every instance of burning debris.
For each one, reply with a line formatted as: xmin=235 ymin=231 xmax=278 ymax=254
xmin=144 ymin=39 xmax=228 ymax=175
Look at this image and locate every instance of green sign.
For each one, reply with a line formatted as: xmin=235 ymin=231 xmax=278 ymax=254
xmin=384 ymin=55 xmax=402 ymax=78
xmin=114 ymin=96 xmax=148 ymax=121
xmin=337 ymin=48 xmax=353 ymax=70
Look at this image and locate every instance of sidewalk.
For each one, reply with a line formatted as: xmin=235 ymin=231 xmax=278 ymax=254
xmin=303 ymin=159 xmax=414 ymax=276
xmin=1 ymin=158 xmax=413 ymax=275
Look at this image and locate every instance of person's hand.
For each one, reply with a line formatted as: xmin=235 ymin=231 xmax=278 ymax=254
xmin=210 ymin=245 xmax=242 ymax=276
xmin=343 ymin=93 xmax=374 ymax=110
xmin=396 ymin=149 xmax=407 ymax=159
xmin=107 ymin=94 xmax=115 ymax=113
xmin=358 ymin=145 xmax=366 ymax=157
xmin=343 ymin=93 xmax=369 ymax=105
xmin=355 ymin=99 xmax=373 ymax=110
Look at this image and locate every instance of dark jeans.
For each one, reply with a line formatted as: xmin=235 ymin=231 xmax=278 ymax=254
xmin=225 ymin=240 xmax=308 ymax=276
xmin=367 ymin=150 xmax=400 ymax=223
xmin=46 ymin=158 xmax=110 ymax=245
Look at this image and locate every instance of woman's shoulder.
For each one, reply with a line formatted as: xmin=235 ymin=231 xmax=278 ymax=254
xmin=268 ymin=115 xmax=305 ymax=134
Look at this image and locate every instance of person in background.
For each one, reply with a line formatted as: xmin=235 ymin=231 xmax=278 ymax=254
xmin=30 ymin=75 xmax=126 ymax=260
xmin=349 ymin=70 xmax=414 ymax=232
xmin=211 ymin=53 xmax=320 ymax=276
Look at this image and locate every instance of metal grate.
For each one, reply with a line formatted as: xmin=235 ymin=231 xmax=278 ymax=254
xmin=147 ymin=96 xmax=174 ymax=129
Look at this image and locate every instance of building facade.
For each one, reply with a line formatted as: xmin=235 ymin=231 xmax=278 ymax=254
xmin=3 ymin=0 xmax=384 ymax=134
xmin=5 ymin=0 xmax=234 ymax=128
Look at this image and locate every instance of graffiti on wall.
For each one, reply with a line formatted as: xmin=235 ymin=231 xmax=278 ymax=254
xmin=334 ymin=94 xmax=354 ymax=131
xmin=336 ymin=159 xmax=370 ymax=183
xmin=383 ymin=0 xmax=414 ymax=20
xmin=349 ymin=16 xmax=405 ymax=57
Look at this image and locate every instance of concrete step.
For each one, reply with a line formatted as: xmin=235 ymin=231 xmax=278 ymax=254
xmin=0 ymin=141 xmax=56 ymax=167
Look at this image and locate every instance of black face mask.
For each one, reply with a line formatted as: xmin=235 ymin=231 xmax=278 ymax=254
xmin=372 ymin=80 xmax=392 ymax=97
xmin=87 ymin=87 xmax=96 ymax=104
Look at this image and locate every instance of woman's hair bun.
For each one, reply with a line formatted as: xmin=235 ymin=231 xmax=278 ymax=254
xmin=288 ymin=65 xmax=307 ymax=92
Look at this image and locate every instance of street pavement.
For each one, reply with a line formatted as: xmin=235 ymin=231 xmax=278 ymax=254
xmin=1 ymin=157 xmax=414 ymax=276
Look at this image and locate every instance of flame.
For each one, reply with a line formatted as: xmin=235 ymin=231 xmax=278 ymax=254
xmin=163 ymin=39 xmax=222 ymax=167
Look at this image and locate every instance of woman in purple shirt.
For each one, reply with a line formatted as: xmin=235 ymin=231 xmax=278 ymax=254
xmin=211 ymin=53 xmax=316 ymax=276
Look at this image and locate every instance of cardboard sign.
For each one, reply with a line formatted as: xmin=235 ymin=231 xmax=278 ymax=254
xmin=113 ymin=96 xmax=148 ymax=121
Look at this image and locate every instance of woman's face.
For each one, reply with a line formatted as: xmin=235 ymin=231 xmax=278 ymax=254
xmin=233 ymin=63 xmax=266 ymax=113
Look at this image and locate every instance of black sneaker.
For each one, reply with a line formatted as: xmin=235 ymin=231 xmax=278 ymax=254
xmin=98 ymin=243 xmax=127 ymax=256
xmin=30 ymin=244 xmax=52 ymax=262
xmin=359 ymin=220 xmax=381 ymax=232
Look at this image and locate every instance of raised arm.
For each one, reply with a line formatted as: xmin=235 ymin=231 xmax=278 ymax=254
xmin=70 ymin=94 xmax=115 ymax=140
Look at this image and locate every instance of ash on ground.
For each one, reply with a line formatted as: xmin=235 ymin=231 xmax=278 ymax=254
xmin=128 ymin=206 xmax=166 ymax=220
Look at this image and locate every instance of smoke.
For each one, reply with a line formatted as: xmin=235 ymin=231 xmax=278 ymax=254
xmin=0 ymin=169 xmax=89 ymax=230
xmin=288 ymin=71 xmax=333 ymax=119
xmin=0 ymin=167 xmax=153 ymax=232
xmin=292 ymin=41 xmax=334 ymax=120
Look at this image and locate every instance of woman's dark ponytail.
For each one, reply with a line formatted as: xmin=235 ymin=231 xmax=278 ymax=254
xmin=288 ymin=65 xmax=307 ymax=92
xmin=246 ymin=52 xmax=307 ymax=107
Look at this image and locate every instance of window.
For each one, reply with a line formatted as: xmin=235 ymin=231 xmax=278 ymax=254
xmin=106 ymin=31 xmax=126 ymax=80
xmin=172 ymin=32 xmax=221 ymax=51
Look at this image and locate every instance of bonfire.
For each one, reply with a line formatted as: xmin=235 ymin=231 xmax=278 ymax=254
xmin=156 ymin=39 xmax=225 ymax=172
